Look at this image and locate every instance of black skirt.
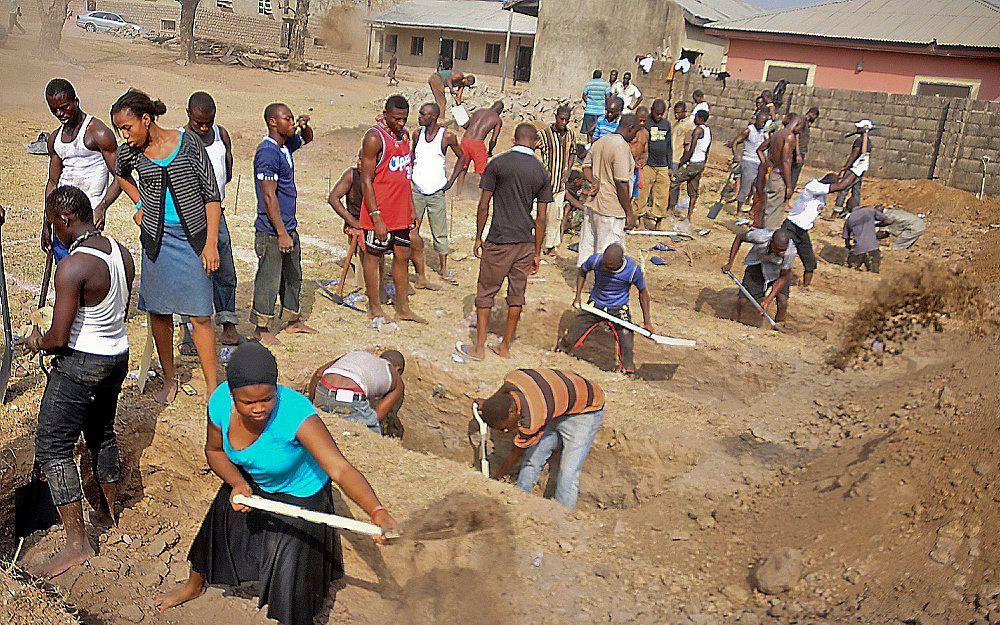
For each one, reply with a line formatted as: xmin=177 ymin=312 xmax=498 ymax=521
xmin=188 ymin=479 xmax=345 ymax=625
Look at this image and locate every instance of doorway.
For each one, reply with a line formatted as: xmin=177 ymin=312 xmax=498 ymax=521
xmin=515 ymin=44 xmax=532 ymax=82
xmin=438 ymin=38 xmax=454 ymax=70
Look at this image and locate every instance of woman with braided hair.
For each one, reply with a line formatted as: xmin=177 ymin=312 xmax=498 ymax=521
xmin=110 ymin=89 xmax=221 ymax=404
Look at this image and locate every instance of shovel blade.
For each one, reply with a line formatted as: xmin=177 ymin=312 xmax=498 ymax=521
xmin=707 ymin=201 xmax=725 ymax=220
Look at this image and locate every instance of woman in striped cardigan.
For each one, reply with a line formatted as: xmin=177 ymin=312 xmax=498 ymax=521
xmin=111 ymin=90 xmax=221 ymax=404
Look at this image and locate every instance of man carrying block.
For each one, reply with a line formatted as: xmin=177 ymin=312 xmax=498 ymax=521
xmin=559 ymin=243 xmax=652 ymax=375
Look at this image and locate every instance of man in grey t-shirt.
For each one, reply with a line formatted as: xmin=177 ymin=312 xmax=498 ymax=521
xmin=723 ymin=228 xmax=797 ymax=324
xmin=843 ymin=205 xmax=889 ymax=273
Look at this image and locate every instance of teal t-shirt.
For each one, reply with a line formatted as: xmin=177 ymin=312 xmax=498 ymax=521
xmin=151 ymin=132 xmax=184 ymax=224
xmin=208 ymin=383 xmax=329 ymax=498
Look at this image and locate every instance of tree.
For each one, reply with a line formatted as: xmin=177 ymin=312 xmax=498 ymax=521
xmin=177 ymin=0 xmax=200 ymax=63
xmin=287 ymin=0 xmax=309 ymax=70
xmin=37 ymin=0 xmax=69 ymax=55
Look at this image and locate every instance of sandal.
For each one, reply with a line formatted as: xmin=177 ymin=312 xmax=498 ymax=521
xmin=455 ymin=341 xmax=483 ymax=362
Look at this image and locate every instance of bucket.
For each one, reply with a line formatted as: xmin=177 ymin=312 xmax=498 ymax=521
xmin=451 ymin=104 xmax=470 ymax=127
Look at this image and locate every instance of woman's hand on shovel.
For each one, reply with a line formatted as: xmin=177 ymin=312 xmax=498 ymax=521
xmin=371 ymin=507 xmax=401 ymax=544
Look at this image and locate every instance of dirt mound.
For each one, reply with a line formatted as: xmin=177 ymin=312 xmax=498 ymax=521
xmin=0 ymin=566 xmax=79 ymax=625
xmin=862 ymin=178 xmax=999 ymax=224
xmin=828 ymin=264 xmax=995 ymax=369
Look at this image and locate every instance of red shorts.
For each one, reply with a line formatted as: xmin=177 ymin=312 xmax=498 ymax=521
xmin=461 ymin=137 xmax=489 ymax=175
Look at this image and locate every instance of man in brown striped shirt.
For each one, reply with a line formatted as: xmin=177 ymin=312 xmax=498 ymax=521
xmin=479 ymin=368 xmax=605 ymax=508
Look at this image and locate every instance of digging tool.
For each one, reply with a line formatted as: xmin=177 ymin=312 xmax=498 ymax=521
xmin=314 ymin=279 xmax=364 ymax=313
xmin=625 ymin=230 xmax=694 ymax=239
xmin=980 ymin=156 xmax=991 ymax=201
xmin=232 ymin=494 xmax=400 ymax=539
xmin=0 ymin=228 xmax=12 ymax=403
xmin=232 ymin=173 xmax=241 ymax=213
xmin=708 ymin=166 xmax=735 ymax=220
xmin=135 ymin=316 xmax=155 ymax=393
xmin=472 ymin=402 xmax=489 ymax=477
xmin=580 ymin=303 xmax=696 ymax=347
xmin=36 ymin=247 xmax=54 ymax=371
xmin=724 ymin=269 xmax=778 ymax=330
xmin=335 ymin=235 xmax=359 ymax=298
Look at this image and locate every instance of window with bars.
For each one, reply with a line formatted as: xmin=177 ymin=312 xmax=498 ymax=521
xmin=258 ymin=0 xmax=273 ymax=16
xmin=484 ymin=43 xmax=500 ymax=64
xmin=455 ymin=40 xmax=469 ymax=61
xmin=216 ymin=0 xmax=233 ymax=12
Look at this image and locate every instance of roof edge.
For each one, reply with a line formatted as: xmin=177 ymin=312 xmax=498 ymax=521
xmin=705 ymin=28 xmax=1000 ymax=55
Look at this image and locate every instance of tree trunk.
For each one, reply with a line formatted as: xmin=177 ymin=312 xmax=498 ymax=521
xmin=177 ymin=0 xmax=199 ymax=64
xmin=288 ymin=0 xmax=309 ymax=70
xmin=37 ymin=0 xmax=69 ymax=56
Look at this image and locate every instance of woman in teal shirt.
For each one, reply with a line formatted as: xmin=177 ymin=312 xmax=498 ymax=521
xmin=155 ymin=341 xmax=399 ymax=625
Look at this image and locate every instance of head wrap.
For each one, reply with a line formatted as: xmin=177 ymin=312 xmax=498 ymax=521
xmin=227 ymin=341 xmax=278 ymax=390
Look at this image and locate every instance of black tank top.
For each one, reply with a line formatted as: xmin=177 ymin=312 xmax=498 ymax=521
xmin=346 ymin=168 xmax=363 ymax=220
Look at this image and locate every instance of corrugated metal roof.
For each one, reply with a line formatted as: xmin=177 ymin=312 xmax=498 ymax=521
xmin=673 ymin=0 xmax=761 ymax=24
xmin=707 ymin=0 xmax=1000 ymax=48
xmin=371 ymin=0 xmax=537 ymax=36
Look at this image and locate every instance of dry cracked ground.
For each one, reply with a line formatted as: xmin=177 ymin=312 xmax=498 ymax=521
xmin=1 ymin=27 xmax=1000 ymax=625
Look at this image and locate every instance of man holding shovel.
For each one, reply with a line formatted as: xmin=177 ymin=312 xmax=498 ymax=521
xmin=24 ymin=186 xmax=135 ymax=578
xmin=478 ymin=368 xmax=605 ymax=509
xmin=560 ymin=243 xmax=651 ymax=375
xmin=723 ymin=227 xmax=796 ymax=326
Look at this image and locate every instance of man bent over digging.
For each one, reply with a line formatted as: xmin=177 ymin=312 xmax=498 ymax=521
xmin=479 ymin=369 xmax=605 ymax=509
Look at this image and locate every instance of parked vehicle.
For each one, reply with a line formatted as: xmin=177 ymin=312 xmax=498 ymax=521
xmin=75 ymin=11 xmax=142 ymax=33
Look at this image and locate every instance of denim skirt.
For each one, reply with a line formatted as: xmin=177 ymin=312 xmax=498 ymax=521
xmin=139 ymin=221 xmax=214 ymax=316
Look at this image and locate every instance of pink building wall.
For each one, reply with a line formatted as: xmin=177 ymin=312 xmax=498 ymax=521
xmin=723 ymin=39 xmax=1000 ymax=101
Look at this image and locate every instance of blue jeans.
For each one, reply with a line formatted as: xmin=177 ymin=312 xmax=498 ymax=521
xmin=314 ymin=385 xmax=383 ymax=435
xmin=516 ymin=408 xmax=604 ymax=509
xmin=180 ymin=213 xmax=238 ymax=328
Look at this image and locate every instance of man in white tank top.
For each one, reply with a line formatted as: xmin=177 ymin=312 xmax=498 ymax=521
xmin=44 ymin=79 xmax=122 ymax=262
xmin=307 ymin=349 xmax=406 ymax=437
xmin=668 ymin=108 xmax=712 ymax=223
xmin=409 ymin=102 xmax=466 ymax=288
xmin=24 ymin=185 xmax=135 ymax=578
xmin=182 ymin=92 xmax=240 ymax=346
xmin=727 ymin=110 xmax=769 ymax=213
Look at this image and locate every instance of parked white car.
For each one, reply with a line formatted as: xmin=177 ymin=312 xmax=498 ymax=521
xmin=75 ymin=11 xmax=142 ymax=33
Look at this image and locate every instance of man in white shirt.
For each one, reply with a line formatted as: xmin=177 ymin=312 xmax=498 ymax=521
xmin=689 ymin=89 xmax=709 ymax=122
xmin=611 ymin=72 xmax=643 ymax=115
xmin=782 ymin=171 xmax=856 ymax=287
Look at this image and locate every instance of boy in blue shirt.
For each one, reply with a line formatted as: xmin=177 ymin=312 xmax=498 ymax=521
xmin=251 ymin=103 xmax=315 ymax=346
xmin=560 ymin=243 xmax=653 ymax=375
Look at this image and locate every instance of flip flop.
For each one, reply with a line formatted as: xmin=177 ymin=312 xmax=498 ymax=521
xmin=178 ymin=339 xmax=197 ymax=357
xmin=455 ymin=341 xmax=483 ymax=362
xmin=649 ymin=256 xmax=668 ymax=266
xmin=651 ymin=243 xmax=674 ymax=252
xmin=487 ymin=342 xmax=508 ymax=358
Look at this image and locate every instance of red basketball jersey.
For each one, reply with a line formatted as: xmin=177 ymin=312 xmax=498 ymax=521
xmin=360 ymin=124 xmax=413 ymax=231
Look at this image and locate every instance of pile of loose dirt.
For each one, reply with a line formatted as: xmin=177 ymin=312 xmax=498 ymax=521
xmin=0 ymin=566 xmax=79 ymax=625
xmin=862 ymin=178 xmax=1000 ymax=224
xmin=827 ymin=264 xmax=995 ymax=369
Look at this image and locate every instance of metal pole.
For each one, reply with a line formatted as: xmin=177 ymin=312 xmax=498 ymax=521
xmin=500 ymin=9 xmax=513 ymax=92
xmin=366 ymin=0 xmax=372 ymax=68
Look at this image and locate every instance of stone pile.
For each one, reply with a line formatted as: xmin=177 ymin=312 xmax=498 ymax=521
xmin=381 ymin=85 xmax=580 ymax=125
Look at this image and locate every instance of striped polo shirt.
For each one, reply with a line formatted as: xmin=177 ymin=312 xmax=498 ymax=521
xmin=535 ymin=123 xmax=575 ymax=194
xmin=506 ymin=369 xmax=605 ymax=448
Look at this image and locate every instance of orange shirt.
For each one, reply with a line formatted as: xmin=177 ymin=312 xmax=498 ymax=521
xmin=507 ymin=369 xmax=605 ymax=448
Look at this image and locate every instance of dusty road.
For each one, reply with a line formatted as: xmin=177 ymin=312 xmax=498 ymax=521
xmin=1 ymin=28 xmax=999 ymax=625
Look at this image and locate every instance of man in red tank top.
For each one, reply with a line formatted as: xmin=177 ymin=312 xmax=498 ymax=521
xmin=359 ymin=95 xmax=425 ymax=323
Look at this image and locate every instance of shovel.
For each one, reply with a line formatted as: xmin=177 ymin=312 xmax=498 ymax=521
xmin=708 ymin=166 xmax=735 ymax=220
xmin=232 ymin=494 xmax=400 ymax=539
xmin=471 ymin=402 xmax=489 ymax=477
xmin=315 ymin=279 xmax=364 ymax=313
xmin=0 ymin=227 xmax=14 ymax=403
xmin=581 ymin=303 xmax=696 ymax=347
xmin=724 ymin=270 xmax=778 ymax=330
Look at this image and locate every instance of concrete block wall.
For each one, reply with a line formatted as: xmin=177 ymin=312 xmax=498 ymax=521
xmin=633 ymin=63 xmax=999 ymax=196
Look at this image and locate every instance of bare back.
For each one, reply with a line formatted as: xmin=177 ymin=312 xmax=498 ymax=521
xmin=464 ymin=109 xmax=501 ymax=141
xmin=765 ymin=127 xmax=795 ymax=174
